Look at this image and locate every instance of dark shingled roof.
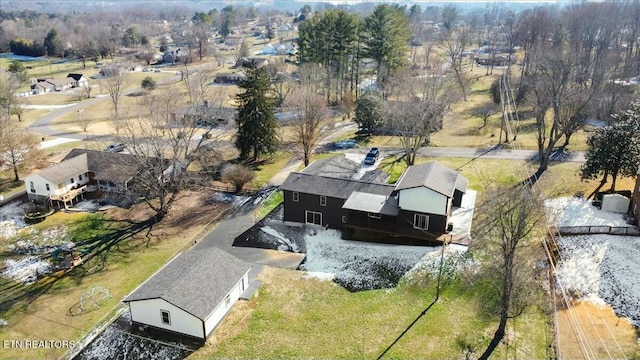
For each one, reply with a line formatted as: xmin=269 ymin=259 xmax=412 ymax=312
xmin=342 ymin=191 xmax=399 ymax=215
xmin=281 ymin=172 xmax=394 ymax=199
xmin=394 ymin=162 xmax=468 ymax=197
xmin=301 ymin=156 xmax=359 ymax=179
xmin=62 ymin=148 xmax=151 ymax=183
xmin=358 ymin=169 xmax=391 ymax=184
xmin=124 ymin=247 xmax=251 ymax=320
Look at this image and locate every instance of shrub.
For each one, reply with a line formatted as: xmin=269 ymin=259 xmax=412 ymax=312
xmin=221 ymin=164 xmax=255 ymax=193
xmin=141 ymin=76 xmax=157 ymax=91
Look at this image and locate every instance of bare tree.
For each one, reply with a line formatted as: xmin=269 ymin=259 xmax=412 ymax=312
xmin=284 ymin=86 xmax=329 ymax=166
xmin=475 ymin=105 xmax=496 ymax=129
xmin=386 ymin=71 xmax=457 ymax=166
xmin=0 ymin=119 xmax=42 ymax=181
xmin=103 ymin=65 xmax=128 ymax=119
xmin=525 ymin=51 xmax=594 ymax=183
xmin=117 ymin=85 xmax=228 ymax=221
xmin=473 ymin=185 xmax=545 ymax=360
xmin=184 ymin=65 xmax=216 ymax=104
xmin=77 ymin=110 xmax=91 ymax=134
xmin=441 ymin=26 xmax=471 ymax=101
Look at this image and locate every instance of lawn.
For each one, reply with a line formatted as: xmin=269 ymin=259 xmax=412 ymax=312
xmin=378 ymin=155 xmax=633 ymax=200
xmin=255 ymin=189 xmax=283 ymax=220
xmin=250 ymin=151 xmax=293 ymax=188
xmin=0 ymin=192 xmax=230 ymax=360
xmin=195 ymin=267 xmax=551 ymax=359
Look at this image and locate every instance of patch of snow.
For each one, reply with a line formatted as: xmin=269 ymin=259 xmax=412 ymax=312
xmin=0 ymin=318 xmax=7 ymax=326
xmin=78 ymin=326 xmax=186 ymax=360
xmin=260 ymin=226 xmax=300 ymax=252
xmin=0 ymin=201 xmax=28 ymax=239
xmin=209 ymin=192 xmax=249 ymax=208
xmin=405 ymin=244 xmax=472 ymax=282
xmin=1 ymin=256 xmax=52 ymax=284
xmin=556 ymin=234 xmax=640 ymax=326
xmin=545 ymin=197 xmax=632 ymax=227
xmin=301 ymin=229 xmax=435 ymax=291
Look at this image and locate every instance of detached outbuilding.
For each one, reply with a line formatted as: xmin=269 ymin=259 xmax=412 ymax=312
xmin=123 ymin=247 xmax=252 ymax=341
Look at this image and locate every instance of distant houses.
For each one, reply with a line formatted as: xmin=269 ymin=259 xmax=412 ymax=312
xmin=30 ymin=73 xmax=89 ymax=94
xmin=213 ymin=72 xmax=246 ymax=85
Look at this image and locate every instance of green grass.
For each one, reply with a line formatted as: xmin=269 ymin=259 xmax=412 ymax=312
xmin=198 ymin=267 xmax=551 ymax=359
xmin=378 ymin=155 xmax=623 ymax=199
xmin=0 ymin=207 xmax=210 ymax=359
xmin=255 ymin=190 xmax=283 ymax=220
xmin=250 ymin=151 xmax=293 ymax=188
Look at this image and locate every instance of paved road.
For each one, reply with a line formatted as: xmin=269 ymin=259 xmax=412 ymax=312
xmin=339 ymin=145 xmax=586 ymax=163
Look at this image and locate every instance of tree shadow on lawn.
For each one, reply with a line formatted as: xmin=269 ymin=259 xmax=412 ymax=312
xmin=0 ymin=216 xmax=157 ymax=319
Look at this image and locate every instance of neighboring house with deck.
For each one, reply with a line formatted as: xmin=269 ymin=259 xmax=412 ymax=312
xmin=23 ymin=149 xmax=159 ymax=208
xmin=123 ymin=247 xmax=252 ymax=341
xmin=281 ymin=161 xmax=469 ymax=241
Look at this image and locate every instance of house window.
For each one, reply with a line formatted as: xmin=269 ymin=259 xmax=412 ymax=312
xmin=413 ymin=214 xmax=429 ymax=230
xmin=70 ymin=178 xmax=74 ymax=184
xmin=368 ymin=213 xmax=381 ymax=219
xmin=342 ymin=215 xmax=347 ymax=223
xmin=46 ymin=184 xmax=50 ymax=191
xmin=292 ymin=192 xmax=299 ymax=202
xmin=305 ymin=211 xmax=322 ymax=225
xmin=79 ymin=174 xmax=83 ymax=181
xmin=160 ymin=310 xmax=171 ymax=325
xmin=225 ymin=295 xmax=231 ymax=308
xmin=320 ymin=196 xmax=327 ymax=206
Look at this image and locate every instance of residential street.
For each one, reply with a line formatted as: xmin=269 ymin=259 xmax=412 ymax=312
xmin=26 ymin=96 xmax=586 ymax=163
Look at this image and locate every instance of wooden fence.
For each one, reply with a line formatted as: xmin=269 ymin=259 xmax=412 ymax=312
xmin=554 ymin=225 xmax=640 ymax=236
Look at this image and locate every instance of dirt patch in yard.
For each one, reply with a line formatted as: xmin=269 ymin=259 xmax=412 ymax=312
xmin=556 ymin=300 xmax=639 ymax=359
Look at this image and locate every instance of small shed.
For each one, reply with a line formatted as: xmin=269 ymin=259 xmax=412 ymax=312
xmin=601 ymin=193 xmax=630 ymax=213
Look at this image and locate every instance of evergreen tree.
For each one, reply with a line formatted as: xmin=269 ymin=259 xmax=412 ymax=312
xmin=354 ymin=91 xmax=386 ymax=135
xmin=43 ymin=29 xmax=63 ymax=57
xmin=363 ymin=4 xmax=411 ymax=86
xmin=235 ymin=66 xmax=278 ymax=161
xmin=581 ymin=103 xmax=640 ymax=197
xmin=297 ymin=9 xmax=361 ymax=103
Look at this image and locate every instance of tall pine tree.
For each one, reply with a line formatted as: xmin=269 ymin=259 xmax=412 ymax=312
xmin=363 ymin=4 xmax=411 ymax=87
xmin=235 ymin=65 xmax=278 ymax=161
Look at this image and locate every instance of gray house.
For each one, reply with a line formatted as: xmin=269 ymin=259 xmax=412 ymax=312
xmin=280 ymin=161 xmax=468 ymax=241
xmin=124 ymin=247 xmax=252 ymax=341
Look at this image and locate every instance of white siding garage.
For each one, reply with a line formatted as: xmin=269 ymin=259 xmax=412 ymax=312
xmin=398 ymin=187 xmax=448 ymax=215
xmin=124 ymin=247 xmax=252 ymax=341
xmin=128 ymin=298 xmax=205 ymax=339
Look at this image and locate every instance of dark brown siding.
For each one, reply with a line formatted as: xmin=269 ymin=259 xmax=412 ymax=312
xmin=346 ymin=211 xmax=397 ymax=233
xmin=282 ymin=190 xmax=347 ymax=227
xmin=396 ymin=209 xmax=447 ymax=235
xmin=453 ymin=189 xmax=464 ymax=207
xmin=632 ymin=175 xmax=640 ymax=225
